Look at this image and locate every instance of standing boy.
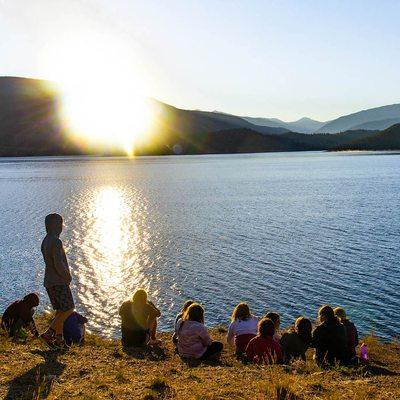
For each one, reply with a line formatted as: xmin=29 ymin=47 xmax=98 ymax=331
xmin=40 ymin=213 xmax=74 ymax=348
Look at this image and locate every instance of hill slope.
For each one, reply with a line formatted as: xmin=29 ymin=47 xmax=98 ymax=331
xmin=333 ymin=123 xmax=400 ymax=151
xmin=316 ymin=104 xmax=400 ymax=133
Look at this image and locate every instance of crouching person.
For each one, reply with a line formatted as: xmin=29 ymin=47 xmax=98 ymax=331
xmin=63 ymin=311 xmax=88 ymax=346
xmin=119 ymin=289 xmax=161 ymax=347
xmin=1 ymin=293 xmax=40 ymax=340
xmin=246 ymin=317 xmax=283 ymax=364
xmin=176 ymin=303 xmax=223 ymax=360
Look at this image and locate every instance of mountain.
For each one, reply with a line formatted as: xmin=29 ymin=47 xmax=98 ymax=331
xmin=0 ymin=77 xmax=83 ymax=156
xmin=332 ymin=124 xmax=400 ymax=151
xmin=242 ymin=116 xmax=325 ymax=134
xmin=315 ymin=104 xmax=400 ymax=133
xmin=349 ymin=117 xmax=400 ymax=131
xmin=0 ymin=76 xmax=399 ymax=156
xmin=0 ymin=76 xmax=289 ymax=156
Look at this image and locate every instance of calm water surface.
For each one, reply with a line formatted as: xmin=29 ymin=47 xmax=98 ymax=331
xmin=0 ymin=152 xmax=399 ymax=339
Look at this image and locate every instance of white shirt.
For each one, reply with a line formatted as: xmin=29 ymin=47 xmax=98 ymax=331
xmin=227 ymin=315 xmax=259 ymax=345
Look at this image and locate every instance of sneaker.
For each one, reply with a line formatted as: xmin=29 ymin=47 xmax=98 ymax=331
xmin=40 ymin=331 xmax=56 ymax=348
xmin=53 ymin=335 xmax=67 ymax=349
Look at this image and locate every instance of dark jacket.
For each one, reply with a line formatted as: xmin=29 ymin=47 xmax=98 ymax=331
xmin=342 ymin=319 xmax=358 ymax=360
xmin=119 ymin=300 xmax=160 ymax=346
xmin=311 ymin=318 xmax=347 ymax=366
xmin=280 ymin=331 xmax=310 ymax=363
xmin=1 ymin=293 xmax=39 ymax=336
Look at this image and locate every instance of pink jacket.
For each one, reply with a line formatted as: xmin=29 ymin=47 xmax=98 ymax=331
xmin=177 ymin=320 xmax=213 ymax=358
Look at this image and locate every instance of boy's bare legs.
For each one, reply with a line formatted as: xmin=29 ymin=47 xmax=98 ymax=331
xmin=50 ymin=309 xmax=74 ymax=335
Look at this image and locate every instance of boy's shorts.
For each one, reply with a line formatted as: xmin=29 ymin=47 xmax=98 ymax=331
xmin=46 ymin=285 xmax=75 ymax=311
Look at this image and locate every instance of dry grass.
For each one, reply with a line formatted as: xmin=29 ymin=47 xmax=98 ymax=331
xmin=0 ymin=316 xmax=399 ymax=400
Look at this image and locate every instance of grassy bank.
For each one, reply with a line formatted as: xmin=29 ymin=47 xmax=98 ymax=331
xmin=0 ymin=317 xmax=399 ymax=400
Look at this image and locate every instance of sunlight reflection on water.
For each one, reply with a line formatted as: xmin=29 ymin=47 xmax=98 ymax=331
xmin=71 ymin=186 xmax=152 ymax=336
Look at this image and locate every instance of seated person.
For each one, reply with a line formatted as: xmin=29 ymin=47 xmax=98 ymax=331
xmin=119 ymin=289 xmax=161 ymax=347
xmin=246 ymin=317 xmax=283 ymax=364
xmin=1 ymin=293 xmax=39 ymax=339
xmin=264 ymin=312 xmax=281 ymax=342
xmin=311 ymin=305 xmax=347 ymax=367
xmin=172 ymin=299 xmax=194 ymax=345
xmin=279 ymin=316 xmax=312 ymax=363
xmin=227 ymin=302 xmax=258 ymax=356
xmin=334 ymin=307 xmax=359 ymax=363
xmin=63 ymin=311 xmax=88 ymax=346
xmin=176 ymin=303 xmax=223 ymax=360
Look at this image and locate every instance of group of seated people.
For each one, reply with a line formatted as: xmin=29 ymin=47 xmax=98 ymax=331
xmin=1 ymin=292 xmax=87 ymax=346
xmin=119 ymin=289 xmax=360 ymax=367
xmin=1 ymin=289 xmax=360 ymax=367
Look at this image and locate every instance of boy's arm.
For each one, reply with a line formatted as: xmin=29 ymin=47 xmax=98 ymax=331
xmin=53 ymin=240 xmax=72 ymax=283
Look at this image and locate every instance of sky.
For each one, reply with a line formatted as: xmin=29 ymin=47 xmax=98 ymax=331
xmin=0 ymin=0 xmax=400 ymax=121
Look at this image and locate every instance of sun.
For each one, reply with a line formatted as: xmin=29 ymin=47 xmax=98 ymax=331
xmin=44 ymin=33 xmax=152 ymax=156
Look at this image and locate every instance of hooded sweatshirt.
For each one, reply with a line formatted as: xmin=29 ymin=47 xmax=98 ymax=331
xmin=41 ymin=233 xmax=72 ymax=287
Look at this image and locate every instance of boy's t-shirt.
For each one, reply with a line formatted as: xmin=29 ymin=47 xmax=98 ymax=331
xmin=41 ymin=233 xmax=72 ymax=288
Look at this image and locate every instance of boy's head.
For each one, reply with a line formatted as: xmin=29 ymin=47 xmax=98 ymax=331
xmin=265 ymin=312 xmax=280 ymax=329
xmin=45 ymin=213 xmax=63 ymax=236
xmin=23 ymin=293 xmax=39 ymax=308
xmin=258 ymin=317 xmax=275 ymax=338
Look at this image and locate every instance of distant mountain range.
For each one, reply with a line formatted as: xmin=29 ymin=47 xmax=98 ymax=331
xmin=0 ymin=76 xmax=399 ymax=156
xmin=241 ymin=116 xmax=325 ymax=134
xmin=315 ymin=104 xmax=400 ymax=133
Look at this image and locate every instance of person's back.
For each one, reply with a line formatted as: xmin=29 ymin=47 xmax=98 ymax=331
xmin=280 ymin=331 xmax=308 ymax=362
xmin=280 ymin=317 xmax=312 ymax=363
xmin=119 ymin=300 xmax=146 ymax=345
xmin=63 ymin=312 xmax=88 ymax=345
xmin=119 ymin=290 xmax=161 ymax=346
xmin=343 ymin=319 xmax=358 ymax=359
xmin=1 ymin=293 xmax=39 ymax=338
xmin=227 ymin=303 xmax=258 ymax=355
xmin=312 ymin=306 xmax=347 ymax=366
xmin=246 ymin=318 xmax=283 ymax=364
xmin=177 ymin=319 xmax=212 ymax=358
xmin=246 ymin=335 xmax=283 ymax=364
xmin=41 ymin=233 xmax=72 ymax=288
xmin=334 ymin=307 xmax=358 ymax=362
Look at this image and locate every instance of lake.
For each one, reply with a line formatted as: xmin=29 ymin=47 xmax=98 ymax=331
xmin=0 ymin=152 xmax=399 ymax=339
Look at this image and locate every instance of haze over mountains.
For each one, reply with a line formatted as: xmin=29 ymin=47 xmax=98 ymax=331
xmin=0 ymin=76 xmax=399 ymax=156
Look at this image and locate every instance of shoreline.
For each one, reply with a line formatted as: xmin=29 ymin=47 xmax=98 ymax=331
xmin=1 ymin=316 xmax=399 ymax=399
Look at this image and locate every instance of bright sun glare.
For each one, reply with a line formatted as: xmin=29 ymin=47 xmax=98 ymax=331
xmin=45 ymin=34 xmax=151 ymax=156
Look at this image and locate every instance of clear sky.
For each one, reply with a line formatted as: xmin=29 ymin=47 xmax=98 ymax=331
xmin=1 ymin=0 xmax=399 ymax=121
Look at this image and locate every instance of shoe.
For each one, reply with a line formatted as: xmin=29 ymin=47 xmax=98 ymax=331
xmin=40 ymin=331 xmax=55 ymax=348
xmin=53 ymin=335 xmax=67 ymax=349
